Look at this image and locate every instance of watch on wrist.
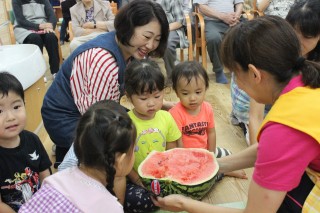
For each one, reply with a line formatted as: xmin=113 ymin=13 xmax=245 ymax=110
xmin=93 ymin=20 xmax=96 ymax=29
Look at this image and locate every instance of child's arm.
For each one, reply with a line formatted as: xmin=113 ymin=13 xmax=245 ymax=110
xmin=248 ymin=99 xmax=265 ymax=145
xmin=207 ymin=127 xmax=216 ymax=153
xmin=114 ymin=176 xmax=127 ymax=205
xmin=127 ymin=169 xmax=144 ymax=187
xmin=0 ymin=198 xmax=15 ymax=213
xmin=166 ymin=140 xmax=179 ymax=150
xmin=39 ymin=169 xmax=51 ymax=183
xmin=176 ymin=138 xmax=183 ymax=148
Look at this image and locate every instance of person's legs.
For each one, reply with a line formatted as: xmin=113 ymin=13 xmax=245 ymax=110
xmin=23 ymin=33 xmax=44 ymax=52
xmin=205 ymin=20 xmax=229 ymax=84
xmin=61 ymin=0 xmax=73 ymax=42
xmin=124 ymin=182 xmax=159 ymax=213
xmin=162 ymin=31 xmax=180 ymax=86
xmin=59 ymin=19 xmax=68 ymax=44
xmin=64 ymin=17 xmax=71 ymax=42
xmin=42 ymin=33 xmax=60 ymax=75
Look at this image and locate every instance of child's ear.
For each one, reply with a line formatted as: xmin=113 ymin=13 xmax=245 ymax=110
xmin=115 ymin=152 xmax=127 ymax=170
xmin=248 ymin=64 xmax=262 ymax=83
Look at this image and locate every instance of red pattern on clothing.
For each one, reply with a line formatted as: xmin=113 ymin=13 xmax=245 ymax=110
xmin=70 ymin=48 xmax=120 ymax=115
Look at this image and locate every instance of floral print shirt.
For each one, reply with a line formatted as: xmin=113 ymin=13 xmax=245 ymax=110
xmin=258 ymin=0 xmax=296 ymax=18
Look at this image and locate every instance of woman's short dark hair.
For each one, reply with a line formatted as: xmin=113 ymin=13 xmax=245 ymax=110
xmin=0 ymin=72 xmax=24 ymax=101
xmin=74 ymin=100 xmax=136 ymax=195
xmin=124 ymin=59 xmax=165 ymax=97
xmin=114 ymin=0 xmax=169 ymax=57
xmin=221 ymin=15 xmax=320 ymax=88
xmin=172 ymin=61 xmax=209 ymax=92
xmin=286 ymin=0 xmax=320 ymax=61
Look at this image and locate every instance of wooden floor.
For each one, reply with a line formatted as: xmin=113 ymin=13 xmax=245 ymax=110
xmin=40 ymin=42 xmax=252 ymax=206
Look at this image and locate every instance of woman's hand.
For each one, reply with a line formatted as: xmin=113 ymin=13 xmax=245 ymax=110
xmin=152 ymin=194 xmax=189 ymax=212
xmin=82 ymin=22 xmax=94 ymax=29
xmin=43 ymin=28 xmax=54 ymax=33
xmin=39 ymin=22 xmax=53 ymax=30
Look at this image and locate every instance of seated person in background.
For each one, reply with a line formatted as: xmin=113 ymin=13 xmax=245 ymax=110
xmin=20 ymin=100 xmax=136 ymax=212
xmin=159 ymin=0 xmax=189 ymax=86
xmin=12 ymin=0 xmax=60 ymax=78
xmin=193 ymin=0 xmax=243 ymax=84
xmin=59 ymin=0 xmax=77 ymax=45
xmin=70 ymin=0 xmax=115 ymax=52
xmin=0 ymin=72 xmax=51 ymax=212
xmin=257 ymin=0 xmax=295 ymax=18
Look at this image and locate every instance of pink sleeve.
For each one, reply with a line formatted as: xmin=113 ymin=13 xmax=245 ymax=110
xmin=70 ymin=48 xmax=120 ymax=115
xmin=253 ymin=122 xmax=320 ymax=191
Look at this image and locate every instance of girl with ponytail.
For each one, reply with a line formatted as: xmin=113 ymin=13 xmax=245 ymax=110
xmin=20 ymin=100 xmax=136 ymax=213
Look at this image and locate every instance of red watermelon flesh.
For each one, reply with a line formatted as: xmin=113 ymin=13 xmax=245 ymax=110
xmin=139 ymin=148 xmax=218 ymax=185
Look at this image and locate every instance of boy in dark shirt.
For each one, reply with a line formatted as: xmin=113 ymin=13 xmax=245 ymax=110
xmin=0 ymin=72 xmax=52 ymax=212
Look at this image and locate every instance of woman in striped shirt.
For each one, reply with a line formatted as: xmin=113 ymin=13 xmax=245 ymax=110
xmin=41 ymin=0 xmax=169 ymax=169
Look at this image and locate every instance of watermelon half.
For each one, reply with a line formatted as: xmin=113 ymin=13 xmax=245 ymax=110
xmin=138 ymin=148 xmax=219 ymax=200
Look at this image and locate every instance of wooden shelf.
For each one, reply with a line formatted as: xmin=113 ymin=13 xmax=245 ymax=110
xmin=24 ymin=77 xmax=45 ymax=133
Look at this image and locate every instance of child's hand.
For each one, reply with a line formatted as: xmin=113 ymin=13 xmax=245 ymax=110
xmin=134 ymin=177 xmax=145 ymax=188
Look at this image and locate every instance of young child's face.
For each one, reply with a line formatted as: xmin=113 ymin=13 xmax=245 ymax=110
xmin=0 ymin=91 xmax=26 ymax=142
xmin=176 ymin=76 xmax=206 ymax=112
xmin=130 ymin=89 xmax=164 ymax=120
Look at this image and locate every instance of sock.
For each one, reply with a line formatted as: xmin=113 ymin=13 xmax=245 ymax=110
xmin=215 ymin=147 xmax=232 ymax=158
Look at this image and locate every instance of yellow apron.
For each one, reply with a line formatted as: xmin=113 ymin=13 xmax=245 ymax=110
xmin=257 ymin=86 xmax=320 ymax=212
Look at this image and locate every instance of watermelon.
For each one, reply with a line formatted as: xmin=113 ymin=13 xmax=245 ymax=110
xmin=138 ymin=148 xmax=219 ymax=200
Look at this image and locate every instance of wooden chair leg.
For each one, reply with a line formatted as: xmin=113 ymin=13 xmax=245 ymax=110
xmin=193 ymin=6 xmax=207 ymax=70
xmin=9 ymin=23 xmax=16 ymax=44
xmin=180 ymin=49 xmax=185 ymax=61
xmin=179 ymin=13 xmax=193 ymax=62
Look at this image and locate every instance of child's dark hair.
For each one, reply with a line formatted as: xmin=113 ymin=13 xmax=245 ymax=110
xmin=0 ymin=72 xmax=24 ymax=101
xmin=74 ymin=100 xmax=136 ymax=195
xmin=125 ymin=59 xmax=165 ymax=97
xmin=221 ymin=15 xmax=320 ymax=88
xmin=115 ymin=0 xmax=169 ymax=57
xmin=172 ymin=61 xmax=209 ymax=91
xmin=286 ymin=0 xmax=320 ymax=61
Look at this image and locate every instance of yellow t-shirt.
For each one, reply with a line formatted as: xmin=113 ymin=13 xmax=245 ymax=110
xmin=128 ymin=110 xmax=181 ymax=171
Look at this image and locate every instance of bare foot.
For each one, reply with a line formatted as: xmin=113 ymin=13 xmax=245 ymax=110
xmin=225 ymin=170 xmax=248 ymax=179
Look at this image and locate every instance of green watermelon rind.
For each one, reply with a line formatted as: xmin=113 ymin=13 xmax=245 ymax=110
xmin=138 ymin=148 xmax=219 ymax=200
